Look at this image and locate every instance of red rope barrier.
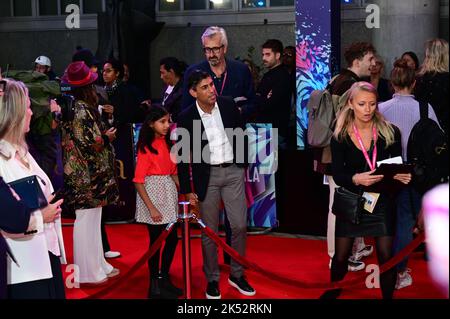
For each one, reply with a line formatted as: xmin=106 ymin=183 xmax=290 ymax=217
xmin=78 ymin=216 xmax=425 ymax=298
xmin=199 ymin=219 xmax=425 ymax=290
xmin=83 ymin=224 xmax=174 ymax=299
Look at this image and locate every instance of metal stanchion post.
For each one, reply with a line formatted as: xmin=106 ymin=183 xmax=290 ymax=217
xmin=178 ymin=201 xmax=194 ymax=299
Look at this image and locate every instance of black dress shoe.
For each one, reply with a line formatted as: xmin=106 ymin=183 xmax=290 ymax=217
xmin=159 ymin=276 xmax=183 ymax=297
xmin=205 ymin=281 xmax=221 ymax=299
xmin=148 ymin=278 xmax=161 ymax=299
xmin=228 ymin=276 xmax=256 ymax=296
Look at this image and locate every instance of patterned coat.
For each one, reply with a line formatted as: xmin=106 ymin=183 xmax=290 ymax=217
xmin=61 ymin=100 xmax=119 ymax=211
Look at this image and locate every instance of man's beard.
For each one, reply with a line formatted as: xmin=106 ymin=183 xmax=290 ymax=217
xmin=208 ymin=57 xmax=220 ymax=66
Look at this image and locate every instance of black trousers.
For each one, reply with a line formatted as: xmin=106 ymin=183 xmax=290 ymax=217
xmin=7 ymin=252 xmax=65 ymax=299
xmin=147 ymin=223 xmax=178 ymax=279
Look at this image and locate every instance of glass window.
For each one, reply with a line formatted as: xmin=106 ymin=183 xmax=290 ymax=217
xmin=242 ymin=0 xmax=266 ymax=8
xmin=61 ymin=0 xmax=80 ymax=14
xmin=159 ymin=0 xmax=180 ymax=11
xmin=0 ymin=1 xmax=12 ymax=17
xmin=13 ymin=0 xmax=32 ymax=16
xmin=209 ymin=0 xmax=232 ymax=10
xmin=39 ymin=0 xmax=58 ymax=15
xmin=83 ymin=0 xmax=102 ymax=14
xmin=184 ymin=0 xmax=206 ymax=10
xmin=270 ymin=0 xmax=294 ymax=6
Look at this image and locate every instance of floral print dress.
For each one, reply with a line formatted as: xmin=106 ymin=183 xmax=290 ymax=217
xmin=61 ymin=100 xmax=119 ymax=211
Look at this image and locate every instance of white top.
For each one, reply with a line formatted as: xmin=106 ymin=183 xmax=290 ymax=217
xmin=163 ymin=85 xmax=174 ymax=106
xmin=196 ymin=102 xmax=234 ymax=165
xmin=0 ymin=139 xmax=66 ymax=285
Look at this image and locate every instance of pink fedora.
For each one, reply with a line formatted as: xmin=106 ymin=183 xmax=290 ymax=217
xmin=62 ymin=61 xmax=98 ymax=87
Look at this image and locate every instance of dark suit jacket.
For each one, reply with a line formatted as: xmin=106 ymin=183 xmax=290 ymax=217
xmin=176 ymin=96 xmax=248 ymax=202
xmin=162 ymin=79 xmax=183 ymax=123
xmin=0 ymin=177 xmax=32 ymax=299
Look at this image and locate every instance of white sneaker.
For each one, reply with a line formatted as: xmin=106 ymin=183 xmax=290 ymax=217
xmin=348 ymin=260 xmax=365 ymax=272
xmin=328 ymin=259 xmax=365 ymax=272
xmin=353 ymin=245 xmax=374 ymax=261
xmin=105 ymin=251 xmax=121 ymax=259
xmin=395 ymin=269 xmax=413 ymax=289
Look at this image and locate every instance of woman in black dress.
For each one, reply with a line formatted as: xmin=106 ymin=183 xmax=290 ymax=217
xmin=326 ymin=82 xmax=411 ymax=299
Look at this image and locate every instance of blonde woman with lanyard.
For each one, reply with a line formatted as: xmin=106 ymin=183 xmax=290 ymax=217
xmin=323 ymin=81 xmax=411 ymax=299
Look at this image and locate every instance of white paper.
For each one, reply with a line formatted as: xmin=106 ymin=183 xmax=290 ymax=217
xmin=234 ymin=96 xmax=248 ymax=102
xmin=377 ymin=156 xmax=403 ymax=166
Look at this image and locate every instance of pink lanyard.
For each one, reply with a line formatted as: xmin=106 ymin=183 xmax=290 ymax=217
xmin=215 ymin=71 xmax=227 ymax=96
xmin=353 ymin=124 xmax=378 ymax=171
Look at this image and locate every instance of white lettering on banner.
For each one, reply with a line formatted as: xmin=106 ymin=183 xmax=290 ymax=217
xmin=245 ymin=168 xmax=261 ymax=183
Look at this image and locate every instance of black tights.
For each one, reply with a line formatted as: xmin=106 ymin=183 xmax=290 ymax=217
xmin=147 ymin=223 xmax=178 ymax=279
xmin=329 ymin=236 xmax=396 ymax=299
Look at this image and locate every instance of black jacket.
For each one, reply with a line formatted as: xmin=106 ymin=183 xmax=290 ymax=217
xmin=105 ymin=82 xmax=146 ymax=125
xmin=162 ymin=79 xmax=183 ymax=123
xmin=255 ymin=64 xmax=292 ymax=138
xmin=0 ymin=177 xmax=32 ymax=299
xmin=415 ymin=72 xmax=449 ymax=139
xmin=176 ymin=96 xmax=248 ymax=201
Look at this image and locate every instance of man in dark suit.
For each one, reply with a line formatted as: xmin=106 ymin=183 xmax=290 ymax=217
xmin=177 ymin=70 xmax=255 ymax=299
xmin=255 ymin=39 xmax=293 ymax=149
xmin=0 ymin=177 xmax=32 ymax=299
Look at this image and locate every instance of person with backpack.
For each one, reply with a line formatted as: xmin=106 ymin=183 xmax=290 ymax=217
xmin=379 ymin=59 xmax=441 ymax=290
xmin=311 ymin=42 xmax=378 ymax=272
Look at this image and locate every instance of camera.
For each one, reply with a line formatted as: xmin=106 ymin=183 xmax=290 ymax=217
xmin=54 ymin=93 xmax=75 ymax=122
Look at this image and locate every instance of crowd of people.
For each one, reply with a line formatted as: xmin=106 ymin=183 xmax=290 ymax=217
xmin=316 ymin=38 xmax=448 ymax=299
xmin=0 ymin=24 xmax=448 ymax=300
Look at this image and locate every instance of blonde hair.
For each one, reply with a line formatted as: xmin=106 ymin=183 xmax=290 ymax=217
xmin=333 ymin=82 xmax=395 ymax=147
xmin=0 ymin=79 xmax=29 ymax=158
xmin=418 ymin=38 xmax=449 ymax=75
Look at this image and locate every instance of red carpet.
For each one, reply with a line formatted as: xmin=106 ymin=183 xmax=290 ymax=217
xmin=61 ymin=222 xmax=446 ymax=299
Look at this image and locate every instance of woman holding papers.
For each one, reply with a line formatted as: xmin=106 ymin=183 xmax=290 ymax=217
xmin=0 ymin=79 xmax=66 ymax=299
xmin=324 ymin=81 xmax=411 ymax=299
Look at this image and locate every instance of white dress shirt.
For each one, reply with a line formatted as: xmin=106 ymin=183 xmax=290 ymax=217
xmin=196 ymin=102 xmax=234 ymax=165
xmin=0 ymin=140 xmax=66 ymax=285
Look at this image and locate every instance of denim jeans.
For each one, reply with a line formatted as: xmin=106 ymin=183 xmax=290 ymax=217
xmin=393 ymin=187 xmax=422 ymax=271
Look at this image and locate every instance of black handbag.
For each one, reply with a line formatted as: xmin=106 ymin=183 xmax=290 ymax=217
xmin=332 ymin=187 xmax=365 ymax=225
xmin=7 ymin=175 xmax=48 ymax=210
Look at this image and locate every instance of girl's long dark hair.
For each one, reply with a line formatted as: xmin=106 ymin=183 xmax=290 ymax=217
xmin=137 ymin=106 xmax=171 ymax=154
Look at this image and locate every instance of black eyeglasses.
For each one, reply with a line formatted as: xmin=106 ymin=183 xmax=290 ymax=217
xmin=203 ymin=45 xmax=224 ymax=55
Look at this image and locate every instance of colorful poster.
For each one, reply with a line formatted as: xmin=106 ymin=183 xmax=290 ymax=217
xmin=244 ymin=123 xmax=277 ymax=228
xmin=296 ymin=0 xmax=333 ymax=149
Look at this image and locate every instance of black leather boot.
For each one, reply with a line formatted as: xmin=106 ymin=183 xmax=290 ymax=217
xmin=159 ymin=275 xmax=183 ymax=297
xmin=148 ymin=278 xmax=161 ymax=299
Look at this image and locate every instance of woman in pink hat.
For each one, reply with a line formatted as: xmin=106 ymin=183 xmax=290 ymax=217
xmin=60 ymin=61 xmax=120 ymax=285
